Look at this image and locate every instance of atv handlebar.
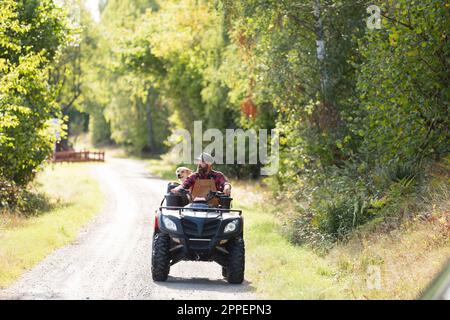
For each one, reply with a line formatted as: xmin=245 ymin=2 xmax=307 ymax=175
xmin=205 ymin=190 xmax=232 ymax=201
xmin=172 ymin=188 xmax=189 ymax=195
xmin=159 ymin=206 xmax=242 ymax=215
xmin=171 ymin=189 xmax=231 ymax=201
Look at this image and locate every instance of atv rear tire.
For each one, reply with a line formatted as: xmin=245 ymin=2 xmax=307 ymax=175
xmin=222 ymin=266 xmax=227 ymax=278
xmin=152 ymin=233 xmax=171 ymax=281
xmin=226 ymin=237 xmax=245 ymax=284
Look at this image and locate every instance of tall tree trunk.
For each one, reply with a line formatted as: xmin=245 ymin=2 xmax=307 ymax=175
xmin=313 ymin=0 xmax=329 ymax=100
xmin=312 ymin=0 xmax=341 ymax=132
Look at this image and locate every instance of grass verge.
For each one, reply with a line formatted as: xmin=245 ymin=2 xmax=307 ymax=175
xmin=145 ymin=158 xmax=178 ymax=181
xmin=236 ymin=181 xmax=449 ymax=299
xmin=0 ymin=163 xmax=104 ymax=288
xmin=328 ymin=191 xmax=449 ymax=299
xmin=233 ymin=183 xmax=346 ymax=299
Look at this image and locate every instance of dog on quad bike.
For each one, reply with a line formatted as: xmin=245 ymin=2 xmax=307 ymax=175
xmin=175 ymin=166 xmax=192 ymax=184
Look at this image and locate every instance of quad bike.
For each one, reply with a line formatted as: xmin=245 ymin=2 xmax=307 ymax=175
xmin=151 ymin=183 xmax=245 ymax=284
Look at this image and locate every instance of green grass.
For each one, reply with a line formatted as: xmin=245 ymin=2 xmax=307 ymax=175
xmin=0 ymin=163 xmax=105 ymax=288
xmin=145 ymin=158 xmax=179 ymax=181
xmin=235 ymin=193 xmax=346 ymax=299
xmin=328 ymin=206 xmax=450 ymax=299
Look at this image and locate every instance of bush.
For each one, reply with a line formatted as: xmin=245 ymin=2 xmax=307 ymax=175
xmin=0 ymin=175 xmax=53 ymax=216
xmin=318 ymin=195 xmax=372 ymax=240
xmin=287 ymin=209 xmax=334 ymax=252
xmin=0 ymin=0 xmax=70 ymax=185
xmin=0 ymin=176 xmax=21 ymax=209
xmin=282 ymin=157 xmax=426 ymax=244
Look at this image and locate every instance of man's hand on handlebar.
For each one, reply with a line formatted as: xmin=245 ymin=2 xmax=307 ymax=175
xmin=171 ymin=185 xmax=187 ymax=194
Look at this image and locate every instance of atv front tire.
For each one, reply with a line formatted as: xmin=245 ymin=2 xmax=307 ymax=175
xmin=226 ymin=236 xmax=245 ymax=284
xmin=152 ymin=233 xmax=171 ymax=281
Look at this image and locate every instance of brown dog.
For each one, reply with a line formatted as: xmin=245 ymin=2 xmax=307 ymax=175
xmin=175 ymin=167 xmax=193 ymax=184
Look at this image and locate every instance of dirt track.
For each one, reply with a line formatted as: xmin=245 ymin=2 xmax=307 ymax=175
xmin=1 ymin=158 xmax=255 ymax=300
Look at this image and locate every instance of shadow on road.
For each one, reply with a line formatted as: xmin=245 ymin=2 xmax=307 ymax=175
xmin=156 ymin=277 xmax=255 ymax=293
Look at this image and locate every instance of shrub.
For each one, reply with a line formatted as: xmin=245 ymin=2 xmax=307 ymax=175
xmin=0 ymin=176 xmax=21 ymax=209
xmin=0 ymin=175 xmax=53 ymax=216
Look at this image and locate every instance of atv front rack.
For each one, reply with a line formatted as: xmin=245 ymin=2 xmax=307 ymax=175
xmin=159 ymin=206 xmax=242 ymax=216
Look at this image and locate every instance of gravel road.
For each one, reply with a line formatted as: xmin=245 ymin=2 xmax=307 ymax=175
xmin=1 ymin=158 xmax=255 ymax=300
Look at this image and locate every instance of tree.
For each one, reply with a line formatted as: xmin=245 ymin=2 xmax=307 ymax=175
xmin=0 ymin=0 xmax=71 ymax=185
xmin=355 ymin=0 xmax=449 ymax=166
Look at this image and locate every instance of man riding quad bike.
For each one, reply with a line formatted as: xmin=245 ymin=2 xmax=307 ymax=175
xmin=151 ymin=153 xmax=245 ymax=284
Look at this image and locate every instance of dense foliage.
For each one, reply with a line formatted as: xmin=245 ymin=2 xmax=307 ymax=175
xmin=0 ymin=0 xmax=71 ymax=186
xmin=1 ymin=0 xmax=448 ymax=241
xmin=217 ymin=0 xmax=449 ymax=241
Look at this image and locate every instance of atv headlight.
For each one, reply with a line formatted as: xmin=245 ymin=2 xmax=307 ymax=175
xmin=224 ymin=220 xmax=238 ymax=233
xmin=162 ymin=216 xmax=177 ymax=232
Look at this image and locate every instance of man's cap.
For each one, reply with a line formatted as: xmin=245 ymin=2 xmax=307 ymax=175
xmin=195 ymin=152 xmax=214 ymax=165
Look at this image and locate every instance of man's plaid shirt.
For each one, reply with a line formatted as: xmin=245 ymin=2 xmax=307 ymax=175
xmin=181 ymin=170 xmax=229 ymax=191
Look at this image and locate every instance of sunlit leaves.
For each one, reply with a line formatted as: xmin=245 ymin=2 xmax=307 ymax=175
xmin=0 ymin=0 xmax=70 ymax=185
xmin=355 ymin=0 xmax=449 ymax=165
